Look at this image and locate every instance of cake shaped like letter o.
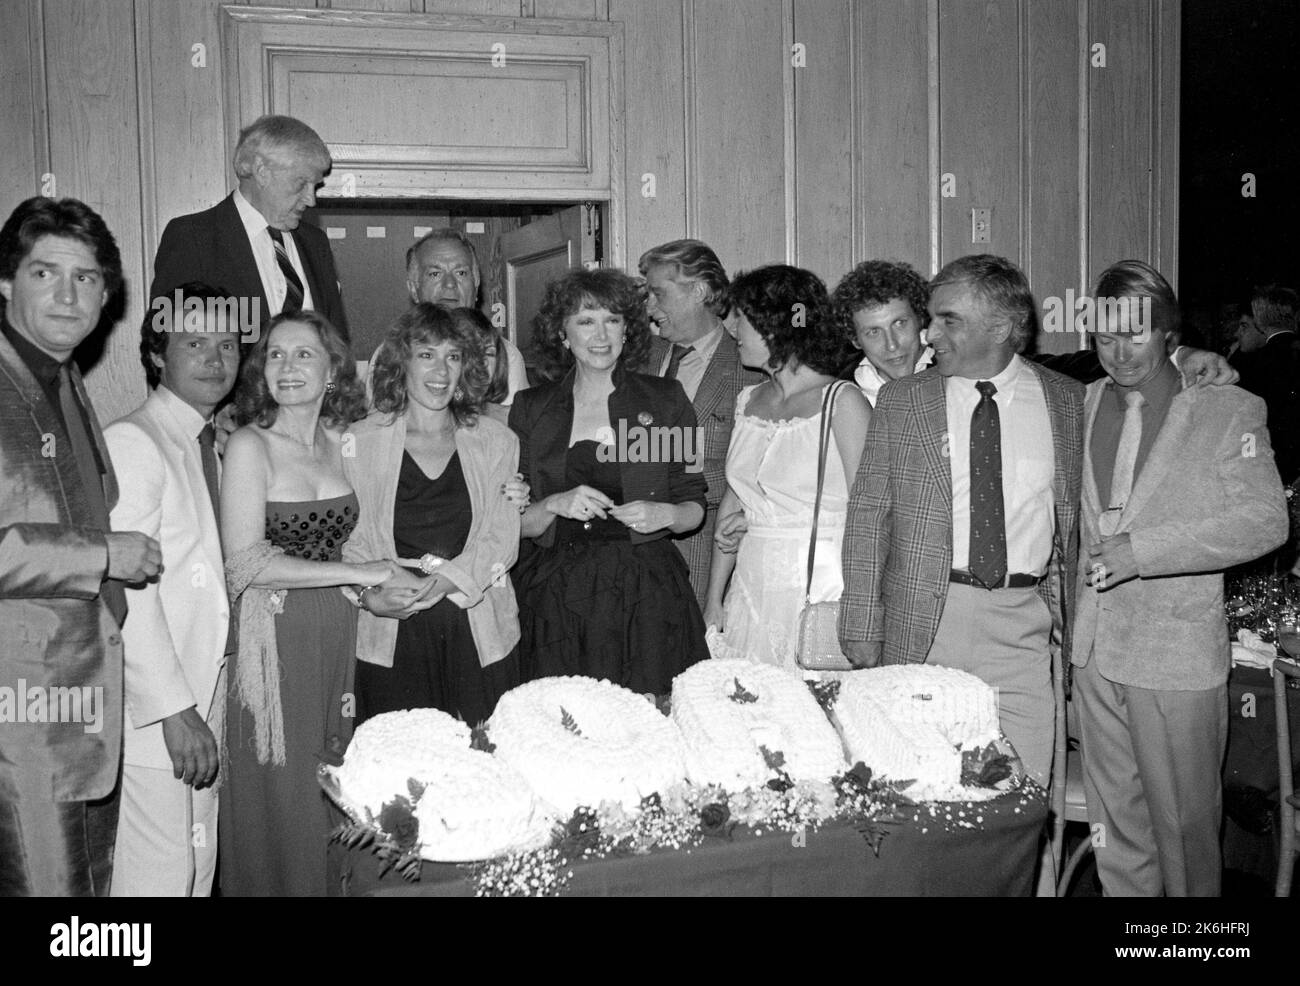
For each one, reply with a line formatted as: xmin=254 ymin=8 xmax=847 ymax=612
xmin=487 ymin=676 xmax=689 ymax=815
xmin=671 ymin=659 xmax=846 ymax=789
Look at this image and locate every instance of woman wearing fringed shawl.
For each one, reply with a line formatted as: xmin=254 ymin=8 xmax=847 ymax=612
xmin=217 ymin=310 xmax=416 ymax=896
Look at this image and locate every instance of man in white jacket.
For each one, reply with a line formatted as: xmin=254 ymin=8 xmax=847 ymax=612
xmin=105 ymin=283 xmax=240 ymax=896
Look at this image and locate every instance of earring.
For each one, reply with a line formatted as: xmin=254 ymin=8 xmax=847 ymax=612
xmin=325 ymin=381 xmax=336 ymax=393
xmin=454 ymin=387 xmax=464 ymax=401
xmin=561 ymin=338 xmax=571 ymax=349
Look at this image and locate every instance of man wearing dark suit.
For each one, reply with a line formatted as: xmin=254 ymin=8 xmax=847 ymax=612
xmin=838 ymin=255 xmax=1084 ymax=785
xmin=149 ymin=115 xmax=348 ymax=339
xmin=0 ymin=197 xmax=161 ymax=895
xmin=639 ymin=239 xmax=760 ymax=607
xmin=1233 ymin=284 xmax=1300 ymax=485
xmin=1073 ymin=261 xmax=1287 ymax=895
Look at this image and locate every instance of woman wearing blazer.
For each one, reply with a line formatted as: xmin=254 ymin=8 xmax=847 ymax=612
xmin=509 ymin=268 xmax=709 ymax=695
xmin=343 ymin=303 xmax=522 ymax=725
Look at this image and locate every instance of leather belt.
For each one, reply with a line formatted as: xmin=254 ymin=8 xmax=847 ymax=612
xmin=949 ymin=569 xmax=1042 ymax=590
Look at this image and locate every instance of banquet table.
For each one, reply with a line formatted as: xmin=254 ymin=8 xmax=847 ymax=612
xmin=331 ymin=787 xmax=1047 ymax=897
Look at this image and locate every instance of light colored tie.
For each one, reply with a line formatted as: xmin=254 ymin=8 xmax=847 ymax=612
xmin=1101 ymin=390 xmax=1146 ymax=535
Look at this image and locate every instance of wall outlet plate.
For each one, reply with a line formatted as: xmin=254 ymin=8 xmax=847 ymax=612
xmin=972 ymin=208 xmax=991 ymax=243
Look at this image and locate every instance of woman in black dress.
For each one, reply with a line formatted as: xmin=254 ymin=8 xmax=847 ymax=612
xmin=344 ymin=303 xmax=523 ymax=725
xmin=509 ymin=268 xmax=709 ymax=695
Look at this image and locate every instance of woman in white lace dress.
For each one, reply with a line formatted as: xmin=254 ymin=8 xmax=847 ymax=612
xmin=703 ymin=265 xmax=871 ymax=671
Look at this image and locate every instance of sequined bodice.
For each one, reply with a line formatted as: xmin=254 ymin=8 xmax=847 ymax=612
xmin=265 ymin=492 xmax=358 ymax=561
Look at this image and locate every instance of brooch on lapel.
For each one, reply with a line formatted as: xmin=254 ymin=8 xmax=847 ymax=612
xmin=637 ymin=411 xmax=654 ymax=427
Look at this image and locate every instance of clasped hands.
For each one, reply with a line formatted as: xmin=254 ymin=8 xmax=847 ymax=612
xmin=547 ymin=485 xmax=674 ymax=533
xmin=357 ymin=560 xmax=454 ymax=620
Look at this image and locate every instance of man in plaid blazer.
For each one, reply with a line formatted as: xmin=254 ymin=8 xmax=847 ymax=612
xmin=838 ymin=255 xmax=1083 ymax=784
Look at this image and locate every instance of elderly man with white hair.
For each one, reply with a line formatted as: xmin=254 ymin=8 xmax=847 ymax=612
xmin=149 ymin=114 xmax=349 ymax=337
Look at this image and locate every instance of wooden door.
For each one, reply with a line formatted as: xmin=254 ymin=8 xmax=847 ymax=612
xmin=499 ymin=206 xmax=591 ymax=376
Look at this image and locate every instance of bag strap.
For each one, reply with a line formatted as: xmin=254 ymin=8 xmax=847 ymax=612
xmin=805 ymin=381 xmax=844 ymax=601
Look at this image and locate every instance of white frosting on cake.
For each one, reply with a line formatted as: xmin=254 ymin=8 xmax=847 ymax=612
xmin=671 ymin=659 xmax=846 ymax=789
xmin=334 ymin=708 xmax=554 ymax=861
xmin=834 ymin=665 xmax=1001 ymax=791
xmin=487 ymin=676 xmax=688 ymax=815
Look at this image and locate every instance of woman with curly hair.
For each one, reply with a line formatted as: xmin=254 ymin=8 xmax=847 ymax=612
xmin=704 ymin=265 xmax=871 ymax=671
xmin=219 ymin=310 xmax=408 ymax=896
xmin=343 ymin=303 xmax=522 ymax=726
xmin=509 ymin=268 xmax=709 ymax=694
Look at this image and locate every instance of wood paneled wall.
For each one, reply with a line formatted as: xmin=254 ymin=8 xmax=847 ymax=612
xmin=0 ymin=0 xmax=1178 ymax=422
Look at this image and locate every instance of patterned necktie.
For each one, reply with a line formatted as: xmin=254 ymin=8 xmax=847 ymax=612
xmin=664 ymin=344 xmax=694 ymax=381
xmin=267 ymin=226 xmax=304 ymax=314
xmin=1101 ymin=390 xmax=1146 ymax=536
xmin=57 ymin=364 xmax=127 ymax=625
xmin=968 ymin=380 xmax=1007 ymax=589
xmin=198 ymin=423 xmax=221 ymax=532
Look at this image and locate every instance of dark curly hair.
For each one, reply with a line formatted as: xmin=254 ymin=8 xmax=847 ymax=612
xmin=236 ymin=310 xmax=367 ymax=428
xmin=830 ymin=259 xmax=931 ymax=345
xmin=446 ymin=306 xmax=507 ymax=405
xmin=370 ymin=303 xmax=488 ymax=427
xmin=530 ymin=268 xmax=651 ymax=380
xmin=140 ymin=281 xmax=241 ymax=389
xmin=729 ymin=265 xmax=847 ymax=374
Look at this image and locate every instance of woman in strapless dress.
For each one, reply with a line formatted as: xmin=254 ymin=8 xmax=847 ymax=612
xmin=218 ymin=311 xmax=414 ymax=897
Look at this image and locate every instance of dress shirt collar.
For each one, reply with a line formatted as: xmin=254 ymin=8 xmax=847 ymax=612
xmin=155 ymin=383 xmax=211 ymax=438
xmin=1107 ymin=356 xmax=1180 ymax=411
xmin=854 ymin=345 xmax=934 ymax=405
xmin=947 ymin=351 xmax=1025 ymax=404
xmin=683 ymin=323 xmax=725 ymax=364
xmin=233 ymin=188 xmax=276 ymax=243
xmin=2 ymin=316 xmax=67 ymax=385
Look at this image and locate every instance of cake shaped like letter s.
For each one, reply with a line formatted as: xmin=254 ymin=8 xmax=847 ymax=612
xmin=833 ymin=665 xmax=1002 ymax=793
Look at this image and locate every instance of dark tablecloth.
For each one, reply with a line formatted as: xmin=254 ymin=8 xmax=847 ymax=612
xmin=333 ymin=789 xmax=1047 ymax=897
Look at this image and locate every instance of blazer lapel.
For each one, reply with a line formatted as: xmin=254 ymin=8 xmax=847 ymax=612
xmin=531 ymin=372 xmax=575 ymax=497
xmin=691 ymin=333 xmax=736 ymax=419
xmin=1079 ymin=380 xmax=1106 ymax=525
xmin=917 ymin=371 xmax=952 ymax=512
xmin=0 ymin=335 xmax=95 ymax=518
xmin=147 ymin=390 xmax=222 ymax=569
xmin=215 ymin=195 xmax=271 ymax=321
xmin=1120 ymin=386 xmax=1193 ymax=525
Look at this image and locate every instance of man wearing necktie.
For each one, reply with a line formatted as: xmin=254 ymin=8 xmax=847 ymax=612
xmin=639 ymin=239 xmax=761 ymax=606
xmin=839 ymin=255 xmax=1084 ymax=787
xmin=103 ymin=283 xmax=239 ymax=896
xmin=149 ymin=115 xmax=349 ymax=341
xmin=1072 ymin=260 xmax=1287 ymax=896
xmin=0 ymin=197 xmax=162 ymax=896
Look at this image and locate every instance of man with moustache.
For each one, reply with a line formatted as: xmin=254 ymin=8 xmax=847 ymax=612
xmin=1072 ymin=261 xmax=1286 ymax=896
xmin=0 ymin=196 xmax=161 ymax=895
xmin=150 ymin=115 xmax=348 ymax=337
xmin=639 ymin=239 xmax=760 ymax=606
xmin=105 ymin=283 xmax=240 ymax=896
xmin=838 ymin=255 xmax=1083 ymax=785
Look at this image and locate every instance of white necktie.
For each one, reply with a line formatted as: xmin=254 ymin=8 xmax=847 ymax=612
xmin=1101 ymin=390 xmax=1146 ymax=535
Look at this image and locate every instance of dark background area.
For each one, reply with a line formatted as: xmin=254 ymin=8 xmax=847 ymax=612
xmin=1181 ymin=0 xmax=1300 ymax=350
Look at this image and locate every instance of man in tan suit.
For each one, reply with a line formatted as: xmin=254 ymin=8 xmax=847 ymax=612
xmin=1073 ymin=260 xmax=1288 ymax=896
xmin=0 ymin=197 xmax=161 ymax=895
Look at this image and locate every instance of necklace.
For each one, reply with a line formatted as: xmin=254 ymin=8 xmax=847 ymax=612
xmin=274 ymin=422 xmax=319 ymax=450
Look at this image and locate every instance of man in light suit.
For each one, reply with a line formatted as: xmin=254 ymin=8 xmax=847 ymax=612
xmin=105 ymin=283 xmax=239 ymax=896
xmin=838 ymin=255 xmax=1084 ymax=785
xmin=639 ymin=239 xmax=760 ymax=606
xmin=0 ymin=197 xmax=161 ymax=896
xmin=150 ymin=115 xmax=348 ymax=339
xmin=1072 ymin=261 xmax=1287 ymax=896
